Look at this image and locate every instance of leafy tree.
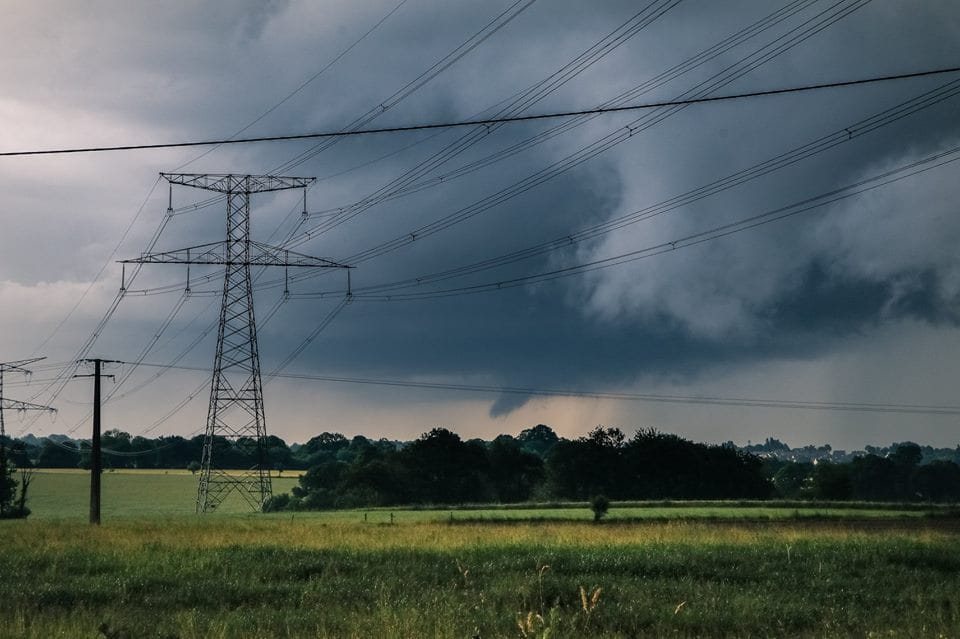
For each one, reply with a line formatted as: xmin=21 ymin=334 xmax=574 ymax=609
xmin=548 ymin=427 xmax=771 ymax=501
xmin=36 ymin=438 xmax=80 ymax=468
xmin=701 ymin=445 xmax=772 ymax=499
xmin=849 ymin=455 xmax=896 ymax=501
xmin=340 ymin=458 xmax=407 ymax=506
xmin=4 ymin=439 xmax=33 ymax=469
xmin=590 ymin=494 xmax=610 ymax=522
xmin=488 ymin=435 xmax=544 ymax=502
xmin=772 ymin=462 xmax=813 ymax=498
xmin=299 ymin=432 xmax=349 ymax=466
xmin=0 ymin=455 xmax=15 ymax=517
xmin=913 ymin=461 xmax=960 ymax=502
xmin=891 ymin=442 xmax=923 ymax=468
xmin=578 ymin=426 xmax=628 ymax=499
xmin=544 ymin=438 xmax=589 ymax=499
xmin=624 ymin=429 xmax=705 ymax=499
xmin=103 ymin=429 xmax=132 ymax=452
xmin=0 ymin=453 xmax=31 ymax=519
xmin=517 ymin=424 xmax=559 ymax=458
xmin=156 ymin=436 xmax=199 ymax=469
xmin=294 ymin=461 xmax=349 ymax=509
xmin=336 ymin=435 xmax=379 ymax=464
xmin=264 ymin=435 xmax=293 ymax=470
xmin=891 ymin=443 xmax=923 ymax=500
xmin=810 ymin=462 xmax=852 ymax=500
xmin=15 ymin=466 xmax=34 ymax=517
xmin=401 ymin=428 xmax=491 ymax=504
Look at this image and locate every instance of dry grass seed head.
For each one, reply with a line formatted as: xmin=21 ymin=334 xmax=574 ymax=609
xmin=580 ymin=586 xmax=601 ymax=613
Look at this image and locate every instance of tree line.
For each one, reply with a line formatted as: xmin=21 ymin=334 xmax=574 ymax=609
xmin=769 ymin=443 xmax=960 ymax=502
xmin=4 ymin=425 xmax=960 ymax=513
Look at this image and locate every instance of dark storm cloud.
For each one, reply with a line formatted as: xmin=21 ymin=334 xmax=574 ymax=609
xmin=205 ymin=0 xmax=960 ymax=416
xmin=2 ymin=0 xmax=960 ymax=443
xmin=489 ymin=393 xmax=533 ymax=418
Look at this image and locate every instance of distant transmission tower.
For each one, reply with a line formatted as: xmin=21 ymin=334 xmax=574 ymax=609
xmin=123 ymin=173 xmax=349 ymax=512
xmin=0 ymin=357 xmax=56 ymax=515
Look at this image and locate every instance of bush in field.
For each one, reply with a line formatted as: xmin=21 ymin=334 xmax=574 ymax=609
xmin=0 ymin=456 xmax=32 ymax=519
xmin=590 ymin=494 xmax=610 ymax=522
xmin=262 ymin=493 xmax=292 ymax=512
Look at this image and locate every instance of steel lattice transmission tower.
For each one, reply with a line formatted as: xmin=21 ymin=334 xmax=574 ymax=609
xmin=123 ymin=173 xmax=349 ymax=512
xmin=0 ymin=357 xmax=56 ymax=517
xmin=0 ymin=357 xmax=57 ymax=450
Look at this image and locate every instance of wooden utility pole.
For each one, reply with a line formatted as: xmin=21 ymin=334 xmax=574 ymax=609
xmin=75 ymin=359 xmax=116 ymax=525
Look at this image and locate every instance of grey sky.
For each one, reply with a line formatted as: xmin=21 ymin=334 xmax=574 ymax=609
xmin=1 ymin=0 xmax=958 ymax=448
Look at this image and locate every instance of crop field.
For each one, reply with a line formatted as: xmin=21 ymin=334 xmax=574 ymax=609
xmin=3 ymin=470 xmax=959 ymax=638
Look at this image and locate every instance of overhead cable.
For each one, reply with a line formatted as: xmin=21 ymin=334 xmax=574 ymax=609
xmin=2 ymin=67 xmax=955 ymax=158
xmin=123 ymin=361 xmax=960 ymax=417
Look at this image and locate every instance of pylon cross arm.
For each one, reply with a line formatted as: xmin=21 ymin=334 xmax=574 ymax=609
xmin=161 ymin=173 xmax=314 ymax=193
xmin=0 ymin=357 xmax=46 ymax=373
xmin=120 ymin=240 xmax=349 ymax=269
xmin=0 ymin=399 xmax=56 ymax=412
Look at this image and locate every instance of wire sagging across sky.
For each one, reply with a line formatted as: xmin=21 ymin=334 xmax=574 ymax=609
xmin=124 ymin=361 xmax=960 ymax=417
xmin=1 ymin=67 xmax=957 ymax=158
xmin=8 ymin=0 xmax=960 ymax=451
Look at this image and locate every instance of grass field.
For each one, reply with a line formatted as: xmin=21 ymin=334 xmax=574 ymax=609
xmin=26 ymin=469 xmax=301 ymax=518
xmin=4 ymin=470 xmax=960 ymax=637
xmin=24 ymin=469 xmax=951 ymax=521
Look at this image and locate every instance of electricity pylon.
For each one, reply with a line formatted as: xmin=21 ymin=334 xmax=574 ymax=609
xmin=0 ymin=357 xmax=57 ymax=450
xmin=0 ymin=357 xmax=56 ymax=517
xmin=123 ymin=173 xmax=349 ymax=512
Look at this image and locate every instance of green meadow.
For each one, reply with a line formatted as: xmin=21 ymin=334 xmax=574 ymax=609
xmin=26 ymin=469 xmax=300 ymax=519
xmin=24 ymin=469 xmax=946 ymax=521
xmin=3 ymin=470 xmax=959 ymax=638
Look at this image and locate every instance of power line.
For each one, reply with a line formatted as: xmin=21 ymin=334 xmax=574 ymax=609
xmin=315 ymin=77 xmax=960 ymax=298
xmin=14 ymin=0 xmax=425 ymax=431
xmin=118 ymin=0 xmax=887 ymax=299
xmin=134 ymin=295 xmax=341 ymax=439
xmin=276 ymin=0 xmax=683 ymax=242
xmin=290 ymin=0 xmax=824 ymax=235
xmin=259 ymin=0 xmax=673 ymax=248
xmin=41 ymin=5 xmax=932 ymax=440
xmin=138 ymin=0 xmax=415 ymax=218
xmin=29 ymin=177 xmax=163 ymax=357
xmin=115 ymin=73 xmax=960 ymax=303
xmin=270 ymin=0 xmax=541 ymax=174
xmin=332 ymin=144 xmax=960 ymax=301
xmin=121 ymin=361 xmax=960 ymax=416
xmin=172 ymin=0 xmax=411 ymax=172
xmin=12 ymin=0 xmax=541 ymax=441
xmin=18 ymin=2 xmax=951 ymax=446
xmin=281 ymin=0 xmax=882 ymax=260
xmin=40 ymin=0 xmax=667 ymax=439
xmin=269 ymin=142 xmax=959 ymax=303
xmin=53 ymin=141 xmax=957 ymax=438
xmin=18 ymin=177 xmax=189 ymax=438
xmin=2 ymin=66 xmax=957 ymax=158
